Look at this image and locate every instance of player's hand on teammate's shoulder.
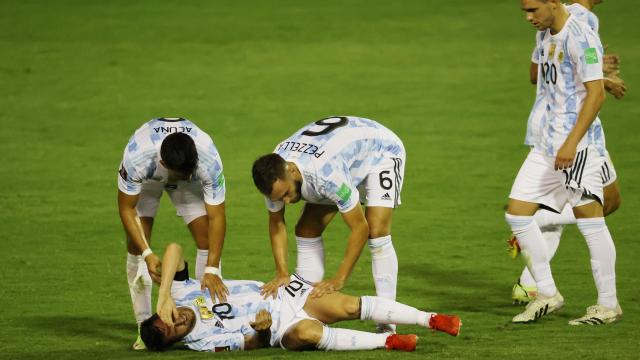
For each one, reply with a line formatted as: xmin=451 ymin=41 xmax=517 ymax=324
xmin=201 ymin=273 xmax=229 ymax=303
xmin=260 ymin=274 xmax=290 ymax=299
xmin=157 ymin=292 xmax=179 ymax=327
xmin=145 ymin=253 xmax=162 ymax=284
xmin=250 ymin=309 xmax=272 ymax=331
xmin=310 ymin=278 xmax=344 ymax=298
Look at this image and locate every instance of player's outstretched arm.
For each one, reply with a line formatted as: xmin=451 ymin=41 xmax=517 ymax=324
xmin=118 ymin=190 xmax=161 ymax=283
xmin=261 ymin=208 xmax=290 ymax=299
xmin=555 ymin=79 xmax=606 ymax=170
xmin=156 ymin=243 xmax=187 ymax=327
xmin=201 ymin=202 xmax=229 ymax=302
xmin=311 ymin=203 xmax=368 ymax=298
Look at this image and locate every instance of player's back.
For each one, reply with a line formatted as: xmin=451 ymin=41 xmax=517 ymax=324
xmin=275 ymin=116 xmax=403 ymax=182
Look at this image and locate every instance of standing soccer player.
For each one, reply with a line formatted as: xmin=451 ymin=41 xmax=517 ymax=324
xmin=252 ymin=116 xmax=405 ymax=333
xmin=511 ymin=0 xmax=626 ymax=305
xmin=118 ymin=117 xmax=229 ymax=348
xmin=506 ymin=0 xmax=621 ymax=324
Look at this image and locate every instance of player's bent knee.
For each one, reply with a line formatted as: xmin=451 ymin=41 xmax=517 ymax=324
xmin=294 ymin=222 xmax=325 ymax=238
xmin=368 ymin=225 xmax=391 ymax=239
xmin=281 ymin=320 xmax=323 ymax=350
xmin=342 ymin=297 xmax=361 ymax=319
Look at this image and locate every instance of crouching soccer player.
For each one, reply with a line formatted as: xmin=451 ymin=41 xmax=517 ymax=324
xmin=140 ymin=243 xmax=462 ymax=352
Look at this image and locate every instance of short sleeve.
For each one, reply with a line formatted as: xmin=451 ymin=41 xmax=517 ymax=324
xmin=317 ymin=162 xmax=358 ymax=213
xmin=265 ymin=196 xmax=284 ymax=213
xmin=199 ymin=144 xmax=226 ymax=206
xmin=117 ymin=139 xmax=147 ymax=195
xmin=568 ymin=26 xmax=604 ymax=83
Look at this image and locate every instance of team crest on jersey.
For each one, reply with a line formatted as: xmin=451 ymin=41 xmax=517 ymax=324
xmin=194 ymin=296 xmax=214 ymax=319
xmin=548 ymin=43 xmax=556 ymax=58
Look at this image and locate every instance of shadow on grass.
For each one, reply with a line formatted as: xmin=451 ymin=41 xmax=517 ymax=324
xmin=20 ymin=315 xmax=133 ymax=344
xmin=400 ymin=262 xmax=516 ymax=316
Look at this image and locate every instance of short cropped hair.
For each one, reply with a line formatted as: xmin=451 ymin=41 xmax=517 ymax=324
xmin=252 ymin=153 xmax=287 ymax=196
xmin=139 ymin=314 xmax=172 ymax=351
xmin=160 ymin=133 xmax=198 ymax=175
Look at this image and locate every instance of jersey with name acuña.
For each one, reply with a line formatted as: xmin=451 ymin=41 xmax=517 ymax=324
xmin=117 ymin=118 xmax=225 ymax=205
xmin=525 ymin=3 xmax=600 ymax=147
xmin=266 ymin=116 xmax=404 ymax=213
xmin=171 ymin=278 xmax=281 ymax=352
xmin=529 ymin=14 xmax=605 ymax=157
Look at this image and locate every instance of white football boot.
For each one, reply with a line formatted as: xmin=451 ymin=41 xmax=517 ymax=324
xmin=569 ymin=304 xmax=622 ymax=325
xmin=512 ymin=292 xmax=564 ymax=323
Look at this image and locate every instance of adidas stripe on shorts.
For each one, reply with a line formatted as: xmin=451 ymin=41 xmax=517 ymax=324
xmin=509 ymin=146 xmax=606 ymax=212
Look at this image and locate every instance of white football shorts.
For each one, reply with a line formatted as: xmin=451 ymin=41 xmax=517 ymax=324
xmin=509 ymin=146 xmax=605 ymax=212
xmin=358 ymin=154 xmax=406 ymax=208
xmin=601 ymin=151 xmax=617 ymax=187
xmin=272 ymin=274 xmax=319 ymax=349
xmin=135 ymin=180 xmax=207 ymax=224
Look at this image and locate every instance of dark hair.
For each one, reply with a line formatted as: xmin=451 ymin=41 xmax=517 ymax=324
xmin=160 ymin=133 xmax=198 ymax=175
xmin=140 ymin=314 xmax=172 ymax=351
xmin=252 ymin=153 xmax=287 ymax=196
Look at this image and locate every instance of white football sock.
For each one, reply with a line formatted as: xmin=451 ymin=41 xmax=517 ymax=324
xmin=360 ymin=296 xmax=434 ymax=328
xmin=126 ymin=253 xmax=152 ymax=325
xmin=317 ymin=326 xmax=388 ymax=351
xmin=368 ymin=236 xmax=398 ymax=300
xmin=576 ymin=218 xmax=618 ymax=309
xmin=519 ymin=225 xmax=564 ymax=287
xmin=505 ymin=214 xmax=557 ymax=297
xmin=195 ymin=249 xmax=208 ymax=280
xmin=295 ymin=236 xmax=324 ymax=282
xmin=534 ymin=204 xmax=576 ymax=228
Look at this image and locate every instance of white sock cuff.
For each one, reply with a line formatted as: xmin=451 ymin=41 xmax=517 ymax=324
xmin=505 ymin=214 xmax=534 ymax=229
xmin=360 ymin=296 xmax=373 ymax=320
xmin=368 ymin=235 xmax=392 ymax=249
xmin=317 ymin=326 xmax=334 ymax=351
xmin=196 ymin=249 xmax=209 ymax=256
xmin=127 ymin=253 xmax=143 ymax=263
xmin=577 ymin=218 xmax=606 ymax=235
xmin=296 ymin=236 xmax=323 ymax=250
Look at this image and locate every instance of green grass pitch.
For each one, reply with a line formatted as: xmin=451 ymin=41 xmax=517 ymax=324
xmin=1 ymin=0 xmax=639 ymax=359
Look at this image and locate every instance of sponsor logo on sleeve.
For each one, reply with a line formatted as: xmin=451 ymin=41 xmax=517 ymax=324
xmin=336 ymin=183 xmax=352 ymax=204
xmin=584 ymin=48 xmax=599 ymax=64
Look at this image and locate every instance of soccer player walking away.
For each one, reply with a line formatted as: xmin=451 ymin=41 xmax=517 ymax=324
xmin=510 ymin=0 xmax=626 ymax=305
xmin=118 ymin=118 xmax=229 ymax=349
xmin=252 ymin=116 xmax=405 ymax=333
xmin=138 ymin=243 xmax=461 ymax=353
xmin=505 ymin=0 xmax=621 ymax=325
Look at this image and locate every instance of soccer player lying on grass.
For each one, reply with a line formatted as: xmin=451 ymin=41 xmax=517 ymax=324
xmin=140 ymin=243 xmax=461 ymax=352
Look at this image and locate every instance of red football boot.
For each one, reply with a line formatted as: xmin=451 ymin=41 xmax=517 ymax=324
xmin=429 ymin=314 xmax=462 ymax=337
xmin=385 ymin=334 xmax=418 ymax=352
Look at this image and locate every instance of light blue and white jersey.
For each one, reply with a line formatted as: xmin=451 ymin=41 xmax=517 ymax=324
xmin=171 ymin=278 xmax=281 ymax=352
xmin=266 ymin=116 xmax=404 ymax=213
xmin=526 ymin=3 xmax=600 ymax=147
xmin=528 ymin=15 xmax=605 ymax=156
xmin=117 ymin=118 xmax=225 ymax=205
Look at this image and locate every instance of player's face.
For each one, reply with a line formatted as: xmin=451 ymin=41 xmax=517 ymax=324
xmin=156 ymin=307 xmax=196 ymax=343
xmin=270 ymin=176 xmax=302 ymax=204
xmin=521 ymin=0 xmax=554 ymax=30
